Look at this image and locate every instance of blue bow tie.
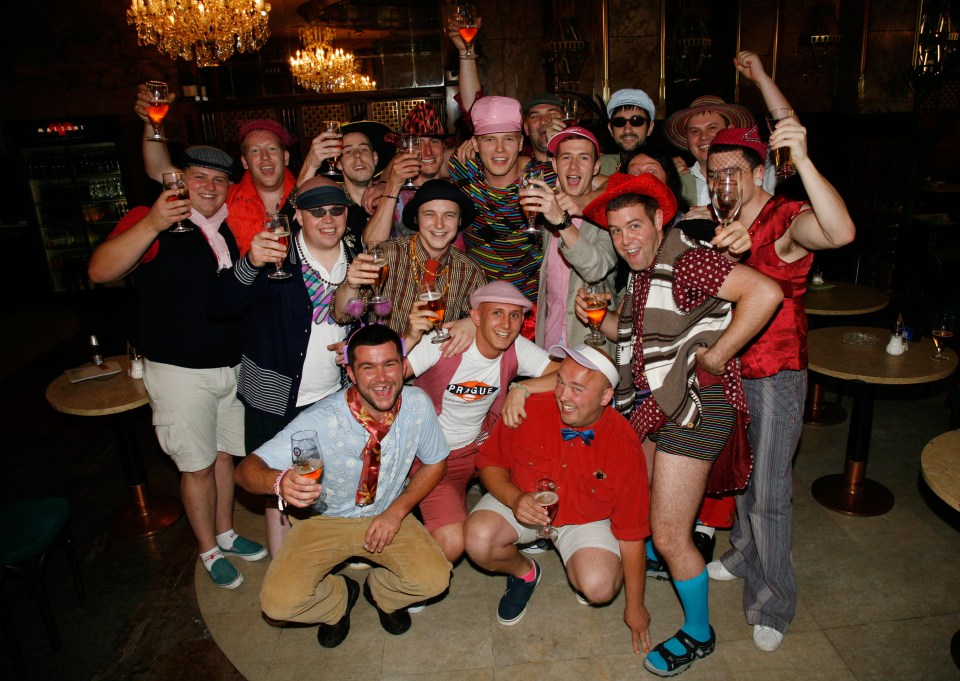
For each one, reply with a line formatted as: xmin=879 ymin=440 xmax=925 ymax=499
xmin=561 ymin=428 xmax=595 ymax=446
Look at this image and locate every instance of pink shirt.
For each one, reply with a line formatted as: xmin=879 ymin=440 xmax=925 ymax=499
xmin=542 ymin=220 xmax=580 ymax=348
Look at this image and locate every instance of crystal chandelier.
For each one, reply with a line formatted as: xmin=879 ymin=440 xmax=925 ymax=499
xmin=289 ymin=26 xmax=376 ymax=93
xmin=127 ymin=0 xmax=272 ymax=67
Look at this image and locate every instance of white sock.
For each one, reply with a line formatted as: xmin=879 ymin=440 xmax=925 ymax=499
xmin=695 ymin=525 xmax=716 ymax=538
xmin=216 ymin=529 xmax=238 ymax=550
xmin=200 ymin=546 xmax=224 ymax=572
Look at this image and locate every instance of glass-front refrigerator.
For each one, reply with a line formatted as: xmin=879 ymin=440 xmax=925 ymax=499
xmin=11 ymin=118 xmax=130 ymax=292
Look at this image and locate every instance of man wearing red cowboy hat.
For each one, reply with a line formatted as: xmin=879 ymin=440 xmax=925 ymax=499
xmin=705 ymin=124 xmax=854 ymax=653
xmin=577 ymin=173 xmax=783 ymax=676
xmin=362 ymin=103 xmax=459 ymax=244
xmin=664 ymin=95 xmax=754 ymax=209
xmin=137 ymin=87 xmax=297 ymax=255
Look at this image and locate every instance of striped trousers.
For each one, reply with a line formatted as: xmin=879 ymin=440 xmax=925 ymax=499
xmin=720 ymin=369 xmax=806 ymax=633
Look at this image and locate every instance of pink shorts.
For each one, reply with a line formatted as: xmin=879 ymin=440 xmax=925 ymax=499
xmin=412 ymin=443 xmax=478 ymax=532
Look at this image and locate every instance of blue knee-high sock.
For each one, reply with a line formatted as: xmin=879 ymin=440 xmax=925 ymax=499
xmin=645 ymin=569 xmax=711 ymax=671
xmin=646 ymin=539 xmax=660 ymax=562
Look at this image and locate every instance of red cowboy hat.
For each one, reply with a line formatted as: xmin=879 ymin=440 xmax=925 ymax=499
xmin=583 ymin=172 xmax=678 ymax=229
xmin=384 ymin=102 xmax=457 ymax=148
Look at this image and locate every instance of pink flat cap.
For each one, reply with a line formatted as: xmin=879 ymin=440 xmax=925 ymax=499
xmin=471 ymin=96 xmax=523 ymax=136
xmin=470 ymin=280 xmax=533 ymax=311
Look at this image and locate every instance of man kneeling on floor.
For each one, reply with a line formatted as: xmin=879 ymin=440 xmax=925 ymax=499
xmin=234 ymin=324 xmax=452 ymax=648
xmin=463 ymin=344 xmax=653 ymax=654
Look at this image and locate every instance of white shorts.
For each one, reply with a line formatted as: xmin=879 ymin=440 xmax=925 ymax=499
xmin=470 ymin=493 xmax=621 ymax=561
xmin=142 ymin=360 xmax=245 ymax=472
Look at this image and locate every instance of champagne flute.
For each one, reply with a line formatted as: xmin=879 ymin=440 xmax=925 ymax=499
xmin=518 ymin=168 xmax=543 ymax=234
xmin=400 ymin=134 xmax=422 ymax=189
xmin=265 ymin=214 xmax=292 ymax=280
xmin=322 ymin=120 xmax=342 ymax=176
xmin=454 ymin=4 xmax=479 ymax=58
xmin=145 ymin=81 xmax=169 ymax=143
xmin=931 ymin=313 xmax=955 ymax=362
xmin=582 ymin=286 xmax=608 ymax=348
xmin=291 ymin=429 xmax=325 ymax=501
xmin=765 ymin=108 xmax=794 ymax=176
xmin=534 ymin=478 xmax=559 ymax=539
xmin=367 ymin=242 xmax=389 ymax=304
xmin=419 ymin=281 xmax=451 ymax=344
xmin=161 ymin=171 xmax=192 ymax=233
xmin=709 ymin=167 xmax=743 ymax=228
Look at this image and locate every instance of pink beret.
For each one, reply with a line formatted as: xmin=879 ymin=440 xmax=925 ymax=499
xmin=470 ymin=280 xmax=533 ymax=311
xmin=471 ymin=96 xmax=523 ymax=136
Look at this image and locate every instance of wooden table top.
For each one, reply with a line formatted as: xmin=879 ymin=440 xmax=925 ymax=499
xmin=808 ymin=327 xmax=958 ymax=385
xmin=806 ymin=283 xmax=889 ymax=316
xmin=921 ymin=430 xmax=960 ymax=512
xmin=46 ymin=356 xmax=149 ymax=417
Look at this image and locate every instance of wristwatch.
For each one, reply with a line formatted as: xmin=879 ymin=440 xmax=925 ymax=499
xmin=555 ymin=211 xmax=574 ymax=230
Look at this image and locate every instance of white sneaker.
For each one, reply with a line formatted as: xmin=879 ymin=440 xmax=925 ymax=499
xmin=706 ymin=560 xmax=739 ymax=581
xmin=574 ymin=591 xmax=589 ymax=606
xmin=407 ymin=603 xmax=426 ymax=614
xmin=753 ymin=625 xmax=784 ymax=652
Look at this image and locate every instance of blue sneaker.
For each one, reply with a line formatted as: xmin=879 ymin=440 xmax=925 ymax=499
xmin=219 ymin=535 xmax=267 ymax=562
xmin=208 ymin=557 xmax=243 ymax=589
xmin=497 ymin=560 xmax=541 ymax=625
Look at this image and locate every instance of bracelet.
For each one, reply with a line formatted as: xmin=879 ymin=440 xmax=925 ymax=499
xmin=383 ymin=194 xmax=399 ymax=200
xmin=459 ymin=53 xmax=477 ymax=60
xmin=273 ymin=467 xmax=293 ymax=510
xmin=508 ymin=381 xmax=531 ymax=398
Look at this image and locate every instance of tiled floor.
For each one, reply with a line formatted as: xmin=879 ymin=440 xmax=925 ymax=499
xmin=4 ymin=306 xmax=960 ymax=680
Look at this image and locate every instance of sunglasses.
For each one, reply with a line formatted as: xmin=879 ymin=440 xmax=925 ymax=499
xmin=306 ymin=206 xmax=347 ymax=218
xmin=610 ymin=115 xmax=650 ymax=128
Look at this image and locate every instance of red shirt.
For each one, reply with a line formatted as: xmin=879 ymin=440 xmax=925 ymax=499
xmin=477 ymin=393 xmax=650 ymax=541
xmin=225 ymin=169 xmax=296 ymax=255
xmin=110 ymin=206 xmax=159 ymax=263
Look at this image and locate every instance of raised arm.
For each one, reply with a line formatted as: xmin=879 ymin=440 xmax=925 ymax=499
xmin=447 ymin=18 xmax=482 ymax=114
xmin=362 ymin=155 xmax=419 ymax=245
xmin=734 ymin=51 xmax=792 ymax=117
xmin=135 ymin=85 xmax=179 ymax=182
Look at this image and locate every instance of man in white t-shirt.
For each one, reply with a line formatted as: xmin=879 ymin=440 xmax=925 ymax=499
xmin=404 ymin=281 xmax=560 ymax=563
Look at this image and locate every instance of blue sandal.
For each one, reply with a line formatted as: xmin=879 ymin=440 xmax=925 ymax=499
xmin=643 ymin=626 xmax=716 ymax=677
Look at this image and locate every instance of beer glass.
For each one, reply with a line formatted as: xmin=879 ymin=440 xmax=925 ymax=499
xmin=419 ymin=281 xmax=451 ymax=344
xmin=161 ymin=171 xmax=192 ymax=233
xmin=265 ymin=214 xmax=292 ymax=280
xmin=534 ymin=478 xmax=559 ymax=539
xmin=291 ymin=429 xmax=325 ymax=501
xmin=145 ymin=81 xmax=169 ymax=143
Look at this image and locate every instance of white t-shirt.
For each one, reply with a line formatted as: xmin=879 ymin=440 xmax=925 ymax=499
xmin=296 ymin=235 xmax=349 ymax=407
xmin=407 ymin=336 xmax=553 ymax=448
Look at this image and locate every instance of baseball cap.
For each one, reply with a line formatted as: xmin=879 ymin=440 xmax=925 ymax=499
xmin=548 ymin=343 xmax=619 ymax=388
xmin=606 ymin=89 xmax=656 ymax=121
xmin=547 ymin=126 xmax=600 ymax=156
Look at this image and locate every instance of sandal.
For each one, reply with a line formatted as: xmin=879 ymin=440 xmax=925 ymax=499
xmin=642 ymin=626 xmax=716 ymax=677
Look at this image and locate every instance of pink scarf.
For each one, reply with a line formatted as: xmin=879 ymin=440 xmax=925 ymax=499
xmin=189 ymin=203 xmax=232 ymax=271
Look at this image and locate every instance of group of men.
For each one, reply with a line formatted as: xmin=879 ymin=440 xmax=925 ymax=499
xmin=88 ymin=36 xmax=855 ymax=676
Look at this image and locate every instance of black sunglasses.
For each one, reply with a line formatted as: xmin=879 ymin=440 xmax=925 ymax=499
xmin=306 ymin=206 xmax=347 ymax=218
xmin=610 ymin=115 xmax=650 ymax=128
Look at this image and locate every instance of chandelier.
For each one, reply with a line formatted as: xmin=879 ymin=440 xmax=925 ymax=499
xmin=289 ymin=26 xmax=376 ymax=93
xmin=127 ymin=0 xmax=272 ymax=67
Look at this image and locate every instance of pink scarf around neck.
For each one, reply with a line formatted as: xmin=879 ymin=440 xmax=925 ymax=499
xmin=189 ymin=203 xmax=232 ymax=271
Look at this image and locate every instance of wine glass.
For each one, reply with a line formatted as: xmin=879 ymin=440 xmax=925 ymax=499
xmin=419 ymin=281 xmax=451 ymax=344
xmin=145 ymin=81 xmax=169 ymax=143
xmin=765 ymin=108 xmax=794 ymax=176
xmin=161 ymin=171 xmax=192 ymax=233
xmin=291 ymin=429 xmax=325 ymax=502
xmin=709 ymin=167 xmax=743 ymax=228
xmin=265 ymin=214 xmax=292 ymax=280
xmin=400 ymin=134 xmax=422 ymax=189
xmin=367 ymin=242 xmax=389 ymax=304
xmin=322 ymin=120 xmax=342 ymax=176
xmin=518 ymin=168 xmax=543 ymax=234
xmin=931 ymin=313 xmax=955 ymax=362
xmin=534 ymin=478 xmax=559 ymax=539
xmin=582 ymin=286 xmax=608 ymax=348
xmin=452 ymin=4 xmax=479 ymax=58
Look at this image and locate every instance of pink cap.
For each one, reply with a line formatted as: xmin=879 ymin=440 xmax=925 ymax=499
xmin=471 ymin=96 xmax=523 ymax=136
xmin=547 ymin=126 xmax=600 ymax=156
xmin=470 ymin=280 xmax=533 ymax=311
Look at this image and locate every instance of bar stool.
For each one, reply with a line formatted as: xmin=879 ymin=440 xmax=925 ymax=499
xmin=0 ymin=497 xmax=85 ymax=651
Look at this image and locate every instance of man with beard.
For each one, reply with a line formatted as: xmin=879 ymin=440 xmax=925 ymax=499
xmin=210 ymin=177 xmax=357 ymax=557
xmin=89 ymin=144 xmax=266 ymax=590
xmin=136 ymin=87 xmax=297 ymax=254
xmin=598 ymin=89 xmax=657 ymax=176
xmin=234 ymin=324 xmax=452 ymax=648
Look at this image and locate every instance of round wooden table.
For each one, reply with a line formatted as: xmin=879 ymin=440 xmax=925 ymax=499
xmin=46 ymin=356 xmax=181 ymax=537
xmin=808 ymin=327 xmax=957 ymax=516
xmin=920 ymin=430 xmax=960 ymax=668
xmin=804 ymin=283 xmax=890 ymax=425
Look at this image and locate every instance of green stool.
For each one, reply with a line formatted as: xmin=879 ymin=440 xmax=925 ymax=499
xmin=0 ymin=497 xmax=85 ymax=651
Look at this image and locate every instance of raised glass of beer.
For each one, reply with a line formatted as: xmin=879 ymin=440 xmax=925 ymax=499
xmin=145 ymin=81 xmax=170 ymax=143
xmin=419 ymin=281 xmax=451 ymax=344
xmin=582 ymin=286 xmax=608 ymax=348
xmin=291 ymin=429 xmax=325 ymax=501
xmin=161 ymin=171 xmax=192 ymax=233
xmin=265 ymin=214 xmax=292 ymax=280
xmin=765 ymin=108 xmax=794 ymax=176
xmin=367 ymin=242 xmax=390 ymax=304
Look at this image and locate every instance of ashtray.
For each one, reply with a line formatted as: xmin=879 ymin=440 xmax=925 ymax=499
xmin=842 ymin=332 xmax=879 ymax=347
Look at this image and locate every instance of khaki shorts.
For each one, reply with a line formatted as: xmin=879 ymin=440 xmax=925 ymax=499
xmin=470 ymin=493 xmax=620 ymax=561
xmin=143 ymin=360 xmax=245 ymax=472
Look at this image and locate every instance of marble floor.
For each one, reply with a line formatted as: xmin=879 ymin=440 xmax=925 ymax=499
xmin=4 ymin=324 xmax=960 ymax=680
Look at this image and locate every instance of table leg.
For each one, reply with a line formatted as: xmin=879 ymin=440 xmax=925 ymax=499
xmin=110 ymin=412 xmax=181 ymax=538
xmin=803 ymin=381 xmax=848 ymax=425
xmin=811 ymin=381 xmax=895 ymax=516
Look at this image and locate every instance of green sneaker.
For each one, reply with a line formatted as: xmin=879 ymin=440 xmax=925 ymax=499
xmin=219 ymin=535 xmax=267 ymax=562
xmin=208 ymin=557 xmax=243 ymax=589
